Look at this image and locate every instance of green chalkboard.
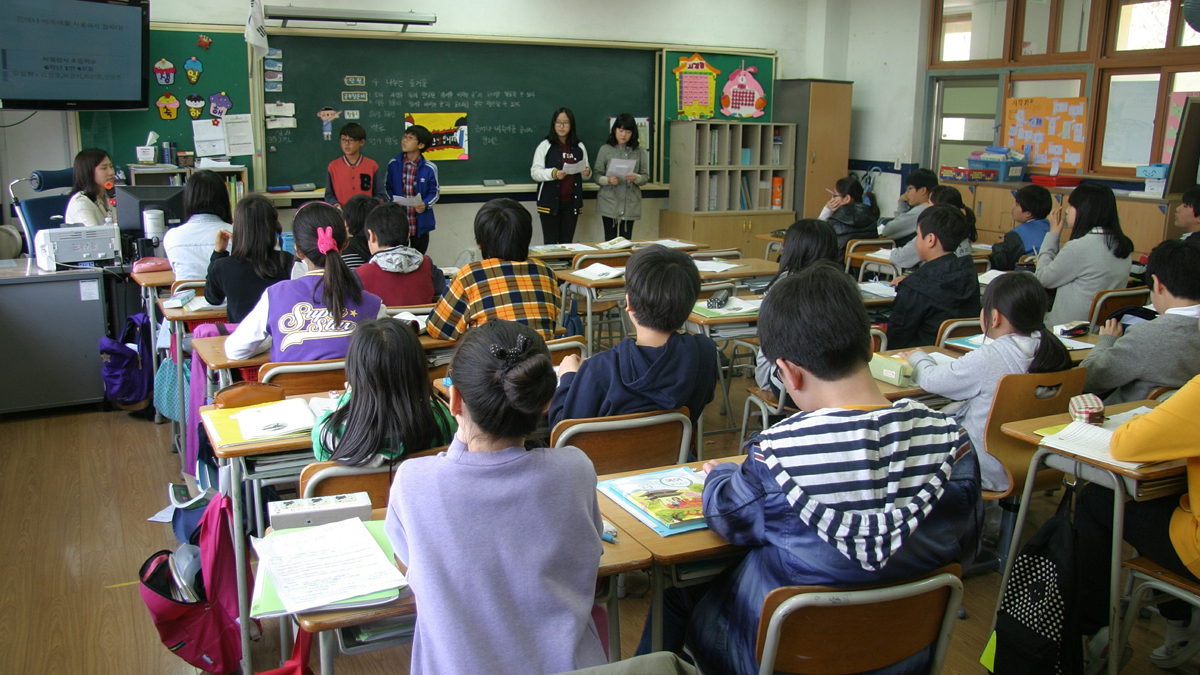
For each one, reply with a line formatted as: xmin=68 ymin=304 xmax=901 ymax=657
xmin=79 ymin=27 xmax=253 ymax=183
xmin=264 ymin=35 xmax=656 ymax=188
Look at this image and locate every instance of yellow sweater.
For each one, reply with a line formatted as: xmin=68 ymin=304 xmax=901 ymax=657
xmin=1110 ymin=374 xmax=1200 ymax=577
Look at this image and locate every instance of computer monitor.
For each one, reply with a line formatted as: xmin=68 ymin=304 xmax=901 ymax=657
xmin=115 ymin=185 xmax=185 ymax=233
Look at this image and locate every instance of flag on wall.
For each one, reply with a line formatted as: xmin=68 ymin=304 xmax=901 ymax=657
xmin=245 ymin=0 xmax=269 ymax=60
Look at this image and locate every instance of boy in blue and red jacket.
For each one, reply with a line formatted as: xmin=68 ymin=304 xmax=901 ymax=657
xmin=385 ymin=125 xmax=439 ymax=254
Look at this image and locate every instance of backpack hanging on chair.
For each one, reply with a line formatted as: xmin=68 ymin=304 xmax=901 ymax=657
xmin=99 ymin=312 xmax=155 ymax=411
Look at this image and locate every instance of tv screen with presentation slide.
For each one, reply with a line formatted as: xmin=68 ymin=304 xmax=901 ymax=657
xmin=0 ymin=0 xmax=149 ymax=111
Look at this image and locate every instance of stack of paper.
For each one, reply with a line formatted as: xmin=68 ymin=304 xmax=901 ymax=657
xmin=858 ymin=282 xmax=897 ymax=299
xmin=391 ymin=311 xmax=429 ymax=334
xmin=945 ymin=334 xmax=988 ymax=351
xmin=645 ymin=239 xmax=691 ymax=249
xmin=574 ymin=263 xmax=625 ymax=281
xmin=865 ymin=249 xmax=893 ymax=262
xmin=978 ymin=269 xmax=1008 ymax=285
xmin=596 ymin=237 xmax=633 ymax=250
xmin=694 ymin=260 xmax=739 ymax=273
xmin=236 ymin=398 xmax=317 ymax=440
xmin=531 ymin=243 xmax=597 ymax=253
xmin=250 ymin=519 xmax=406 ymax=618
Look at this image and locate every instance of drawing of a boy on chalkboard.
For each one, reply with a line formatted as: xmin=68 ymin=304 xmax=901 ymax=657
xmin=317 ymin=107 xmax=342 ymax=140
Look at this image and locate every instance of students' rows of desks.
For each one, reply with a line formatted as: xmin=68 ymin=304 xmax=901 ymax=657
xmin=198 ymin=386 xmax=1171 ymax=674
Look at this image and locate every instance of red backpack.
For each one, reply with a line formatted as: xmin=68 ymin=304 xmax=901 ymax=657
xmin=139 ymin=493 xmax=257 ymax=674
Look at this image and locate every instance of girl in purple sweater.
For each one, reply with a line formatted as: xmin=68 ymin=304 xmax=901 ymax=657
xmin=384 ymin=320 xmax=607 ymax=675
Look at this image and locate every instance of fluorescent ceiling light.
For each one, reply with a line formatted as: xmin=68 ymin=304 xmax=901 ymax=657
xmin=265 ymin=6 xmax=437 ymax=29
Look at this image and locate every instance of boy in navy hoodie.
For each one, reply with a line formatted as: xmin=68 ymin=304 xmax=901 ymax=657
xmin=549 ymin=245 xmax=717 ymax=430
xmin=990 ymin=184 xmax=1053 ymax=270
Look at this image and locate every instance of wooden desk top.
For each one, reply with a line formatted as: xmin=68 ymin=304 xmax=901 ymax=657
xmin=202 ymin=392 xmax=330 ymax=459
xmin=943 ymin=331 xmax=1097 ymax=364
xmin=847 ymin=250 xmax=989 ymax=266
xmin=192 ymin=336 xmax=268 ymax=371
xmin=860 ymin=289 xmax=895 ymax=307
xmin=999 ymin=400 xmax=1181 ymax=481
xmin=529 ymin=239 xmax=707 ymax=260
xmin=873 ymin=347 xmax=960 ymax=400
xmin=131 ymin=270 xmax=175 ymax=288
xmin=296 ymin=506 xmax=651 ymax=633
xmin=597 ymin=457 xmax=747 ymax=567
xmin=157 ymin=298 xmax=229 ymax=322
xmin=557 ymin=257 xmax=779 ymax=290
xmin=755 ymin=234 xmax=784 ymax=243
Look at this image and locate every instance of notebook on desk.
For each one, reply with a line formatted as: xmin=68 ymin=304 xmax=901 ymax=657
xmin=1039 ymin=408 xmax=1182 ymax=471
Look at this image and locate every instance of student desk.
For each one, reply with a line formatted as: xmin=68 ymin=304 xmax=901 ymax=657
xmin=529 ymin=238 xmax=707 ymax=262
xmin=294 ymin=512 xmax=650 ymax=673
xmin=159 ymin=298 xmax=228 ymax=471
xmin=556 ymin=258 xmax=779 ymax=355
xmin=754 ymin=233 xmax=783 ymax=259
xmin=874 ymin=346 xmax=961 ymax=401
xmin=943 ymin=331 xmax=1098 ymax=364
xmin=995 ymin=400 xmax=1181 ymax=675
xmin=597 ymin=457 xmax=748 ymax=653
xmin=685 ymin=306 xmax=761 ymax=436
xmin=131 ymin=269 xmax=175 ymax=421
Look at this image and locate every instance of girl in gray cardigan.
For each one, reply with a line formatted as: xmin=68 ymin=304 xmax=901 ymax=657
xmin=593 ymin=113 xmax=649 ymax=241
xmin=902 ymin=272 xmax=1073 ymax=491
xmin=1035 ymin=182 xmax=1134 ymax=326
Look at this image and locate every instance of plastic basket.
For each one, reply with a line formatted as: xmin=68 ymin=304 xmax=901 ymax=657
xmin=967 ymin=157 xmax=1027 ymax=181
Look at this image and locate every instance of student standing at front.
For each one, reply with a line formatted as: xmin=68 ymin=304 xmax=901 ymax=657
xmin=531 ymin=107 xmax=591 ymax=244
xmin=385 ymin=125 xmax=439 ymax=254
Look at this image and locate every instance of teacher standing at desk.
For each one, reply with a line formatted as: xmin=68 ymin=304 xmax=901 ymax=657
xmin=531 ymin=107 xmax=590 ymax=245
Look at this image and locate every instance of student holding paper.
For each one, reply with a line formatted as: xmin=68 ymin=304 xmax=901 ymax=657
xmin=594 ymin=113 xmax=649 ymax=241
xmin=384 ymin=320 xmax=607 ymax=675
xmin=531 ymin=107 xmax=591 ymax=244
xmin=384 ymin=125 xmax=439 ymax=254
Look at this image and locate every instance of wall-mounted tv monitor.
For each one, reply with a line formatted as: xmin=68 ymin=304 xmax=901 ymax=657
xmin=0 ymin=0 xmax=149 ymax=111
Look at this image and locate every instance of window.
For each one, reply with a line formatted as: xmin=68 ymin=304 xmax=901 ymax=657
xmin=943 ymin=13 xmax=974 ymax=61
xmin=932 ymin=78 xmax=1001 ymax=169
xmin=1098 ymin=72 xmax=1161 ymax=168
xmin=1014 ymin=0 xmax=1093 ymax=59
xmin=936 ymin=0 xmax=1006 ymax=63
xmin=1058 ymin=0 xmax=1092 ymax=52
xmin=1011 ymin=76 xmax=1085 ymax=98
xmin=1114 ymin=0 xmax=1170 ymax=51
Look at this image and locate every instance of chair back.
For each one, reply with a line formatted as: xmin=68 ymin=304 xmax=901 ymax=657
xmin=982 ymin=367 xmax=1087 ymax=492
xmin=170 ymin=279 xmax=206 ymax=295
xmin=300 ymin=445 xmax=448 ymax=508
xmin=259 ymin=359 xmax=347 ymax=396
xmin=550 ymin=408 xmax=692 ymax=475
xmin=755 ymin=565 xmax=963 ymax=675
xmin=547 ymin=335 xmax=588 ymax=362
xmin=691 ymin=248 xmax=743 ymax=260
xmin=844 ymin=238 xmax=894 ymax=271
xmin=1088 ymin=286 xmax=1150 ymax=332
xmin=870 ymin=328 xmax=888 ymax=353
xmin=973 ymin=258 xmax=992 ymax=274
xmin=385 ymin=304 xmax=435 ymax=316
xmin=571 ymin=250 xmax=632 ymax=270
xmin=935 ymin=318 xmax=982 ymax=348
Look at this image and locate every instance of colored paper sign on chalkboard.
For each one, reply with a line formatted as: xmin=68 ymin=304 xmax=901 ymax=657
xmin=344 ymin=76 xmax=365 ymax=86
xmin=342 ymin=92 xmax=368 ymax=102
xmin=405 ymin=111 xmax=469 ymax=161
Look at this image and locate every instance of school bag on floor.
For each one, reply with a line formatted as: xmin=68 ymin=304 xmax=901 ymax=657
xmin=139 ymin=493 xmax=258 ymax=674
xmin=99 ymin=312 xmax=154 ymax=411
xmin=989 ymin=490 xmax=1082 ymax=675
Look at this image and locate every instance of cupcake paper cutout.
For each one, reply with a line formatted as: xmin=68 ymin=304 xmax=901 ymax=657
xmin=183 ymin=57 xmax=203 ymax=85
xmin=156 ymin=93 xmax=180 ymax=120
xmin=153 ymin=58 xmax=175 ymax=86
xmin=209 ymin=91 xmax=232 ymax=117
xmin=185 ymin=94 xmax=205 ymax=119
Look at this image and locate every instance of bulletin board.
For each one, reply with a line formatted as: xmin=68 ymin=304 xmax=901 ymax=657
xmin=1003 ymin=96 xmax=1087 ymax=171
xmin=78 ymin=26 xmax=254 ymax=184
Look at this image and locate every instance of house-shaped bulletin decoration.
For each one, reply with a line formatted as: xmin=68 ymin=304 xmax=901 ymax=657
xmin=673 ymin=53 xmax=720 ymax=120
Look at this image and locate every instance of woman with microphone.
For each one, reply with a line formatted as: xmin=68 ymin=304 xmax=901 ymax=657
xmin=64 ymin=148 xmax=117 ymax=227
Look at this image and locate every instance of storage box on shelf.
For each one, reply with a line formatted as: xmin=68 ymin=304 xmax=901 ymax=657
xmin=661 ymin=120 xmax=797 ymax=250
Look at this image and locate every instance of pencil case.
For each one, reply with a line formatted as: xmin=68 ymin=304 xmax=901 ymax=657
xmin=1069 ymin=394 xmax=1104 ymax=425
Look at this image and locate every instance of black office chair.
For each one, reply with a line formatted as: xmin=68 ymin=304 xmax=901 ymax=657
xmin=8 ymin=168 xmax=74 ymax=254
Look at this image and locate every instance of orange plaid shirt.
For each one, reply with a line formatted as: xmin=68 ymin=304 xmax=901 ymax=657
xmin=427 ymin=258 xmax=562 ymax=341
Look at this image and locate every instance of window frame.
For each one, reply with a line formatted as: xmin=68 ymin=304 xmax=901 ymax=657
xmin=1011 ymin=0 xmax=1102 ymax=64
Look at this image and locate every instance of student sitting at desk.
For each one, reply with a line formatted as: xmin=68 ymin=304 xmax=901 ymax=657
xmin=225 ymin=202 xmax=385 ymax=362
xmin=903 ymin=272 xmax=1072 ymax=492
xmin=886 ymin=204 xmax=982 ymax=350
xmin=338 ymin=194 xmax=380 ymax=270
xmin=642 ymin=262 xmax=981 ymax=675
xmin=990 ymin=184 xmax=1052 ymax=270
xmin=204 ymin=194 xmax=294 ymax=324
xmin=1035 ymin=182 xmax=1134 ymax=326
xmin=312 ymin=318 xmax=455 ymax=466
xmin=889 ymin=184 xmax=977 ymax=270
xmin=753 ymin=219 xmax=839 ymax=396
xmin=1082 ymin=239 xmax=1200 ymax=404
xmin=427 ymin=198 xmax=561 ymax=341
xmin=63 ymin=148 xmax=115 ymax=227
xmin=878 ymin=167 xmax=937 ymax=246
xmin=818 ymin=173 xmax=878 ymax=261
xmin=549 ymin=245 xmax=717 ymax=430
xmin=163 ymin=169 xmax=232 ymax=280
xmin=384 ymin=320 xmax=607 ymax=675
xmin=354 ymin=202 xmax=445 ymax=306
xmin=1076 ymin=366 xmax=1200 ymax=672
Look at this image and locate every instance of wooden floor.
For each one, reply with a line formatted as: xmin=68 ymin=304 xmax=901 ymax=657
xmin=0 ymin=376 xmax=1186 ymax=674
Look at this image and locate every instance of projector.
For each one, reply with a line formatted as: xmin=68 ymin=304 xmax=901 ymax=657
xmin=34 ymin=225 xmax=119 ymax=271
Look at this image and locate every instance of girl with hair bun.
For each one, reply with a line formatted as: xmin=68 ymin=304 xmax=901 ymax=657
xmin=384 ymin=320 xmax=607 ymax=675
xmin=225 ymin=201 xmax=384 ymax=361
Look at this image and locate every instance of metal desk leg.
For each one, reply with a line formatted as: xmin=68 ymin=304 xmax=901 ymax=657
xmin=585 ymin=291 xmax=594 ymax=357
xmin=320 ymin=629 xmax=337 ymax=674
xmin=145 ymin=286 xmax=164 ymax=423
xmin=230 ymin=459 xmax=254 ymax=675
xmin=650 ymin=563 xmax=665 ymax=652
xmin=174 ymin=319 xmax=186 ymax=473
xmin=1096 ymin=468 xmax=1127 ymax=675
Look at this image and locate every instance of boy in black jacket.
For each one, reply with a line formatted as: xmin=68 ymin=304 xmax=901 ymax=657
xmin=887 ymin=204 xmax=982 ymax=349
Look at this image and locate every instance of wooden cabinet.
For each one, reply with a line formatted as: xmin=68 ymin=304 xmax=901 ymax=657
xmin=774 ymin=79 xmax=852 ymax=219
xmin=1117 ymin=200 xmax=1175 ymax=255
xmin=127 ymin=165 xmax=248 ymax=216
xmin=660 ymin=210 xmax=796 ymax=253
xmin=668 ymin=121 xmax=797 ymax=214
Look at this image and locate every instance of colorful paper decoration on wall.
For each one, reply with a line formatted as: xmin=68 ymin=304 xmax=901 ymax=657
xmin=720 ymin=62 xmax=767 ymax=118
xmin=1003 ymin=96 xmax=1087 ymax=170
xmin=197 ymin=34 xmax=212 ymax=50
xmin=673 ymin=53 xmax=720 ymax=120
xmin=183 ymin=57 xmax=203 ymax=84
xmin=153 ymin=58 xmax=175 ymax=85
xmin=156 ymin=92 xmax=180 ymax=120
xmin=209 ymin=91 xmax=233 ymax=118
xmin=317 ymin=107 xmax=342 ymax=140
xmin=404 ymin=112 xmax=469 ymax=161
xmin=185 ymin=94 xmax=205 ymax=119
xmin=1162 ymin=92 xmax=1200 ymax=165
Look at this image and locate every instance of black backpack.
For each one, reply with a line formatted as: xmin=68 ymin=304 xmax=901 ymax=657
xmin=993 ymin=490 xmax=1082 ymax=675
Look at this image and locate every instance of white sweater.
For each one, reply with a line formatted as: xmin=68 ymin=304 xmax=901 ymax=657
xmin=162 ymin=213 xmax=229 ymax=280
xmin=63 ymin=191 xmax=112 ymax=228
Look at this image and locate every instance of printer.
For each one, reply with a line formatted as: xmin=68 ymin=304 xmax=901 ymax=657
xmin=34 ymin=225 xmax=120 ymax=271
